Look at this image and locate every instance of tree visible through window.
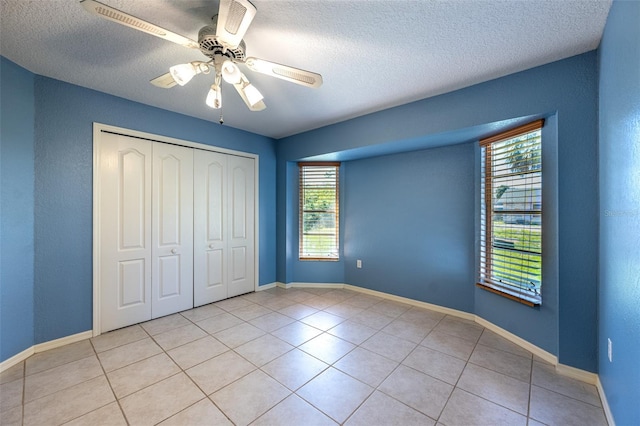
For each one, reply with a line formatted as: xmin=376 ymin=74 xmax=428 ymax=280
xmin=478 ymin=120 xmax=543 ymax=306
xmin=299 ymin=162 xmax=340 ymax=260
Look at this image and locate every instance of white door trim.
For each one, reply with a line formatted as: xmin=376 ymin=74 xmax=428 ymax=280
xmin=92 ymin=122 xmax=260 ymax=337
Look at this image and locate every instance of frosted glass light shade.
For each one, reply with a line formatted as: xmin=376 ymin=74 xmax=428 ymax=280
xmin=205 ymin=85 xmax=222 ymax=109
xmin=242 ymin=83 xmax=263 ymax=106
xmin=169 ymin=63 xmax=197 ymax=86
xmin=221 ymin=60 xmax=241 ymax=84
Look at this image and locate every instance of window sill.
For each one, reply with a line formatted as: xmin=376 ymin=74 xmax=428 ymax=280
xmin=476 ymin=282 xmax=541 ymax=307
xmin=299 ymin=257 xmax=340 ymax=262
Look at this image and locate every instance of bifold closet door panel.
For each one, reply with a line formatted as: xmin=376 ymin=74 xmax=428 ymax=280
xmin=98 ymin=133 xmax=153 ymax=333
xmin=97 ymin=130 xmax=256 ymax=332
xmin=151 ymin=143 xmax=194 ymax=318
xmin=227 ymin=155 xmax=255 ymax=298
xmin=193 ymin=151 xmax=228 ymax=306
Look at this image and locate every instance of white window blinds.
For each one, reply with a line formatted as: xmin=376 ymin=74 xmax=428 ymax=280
xmin=479 ymin=120 xmax=543 ymax=306
xmin=299 ymin=162 xmax=340 ymax=260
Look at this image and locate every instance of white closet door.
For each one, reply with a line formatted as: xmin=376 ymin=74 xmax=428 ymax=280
xmin=151 ymin=143 xmax=194 ymax=318
xmin=193 ymin=151 xmax=228 ymax=306
xmin=98 ymin=133 xmax=152 ymax=332
xmin=227 ymin=155 xmax=255 ymax=297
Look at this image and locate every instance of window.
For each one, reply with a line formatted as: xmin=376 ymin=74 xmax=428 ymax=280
xmin=299 ymin=162 xmax=340 ymax=260
xmin=478 ymin=120 xmax=544 ymax=306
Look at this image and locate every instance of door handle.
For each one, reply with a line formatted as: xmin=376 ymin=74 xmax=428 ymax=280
xmin=171 ymin=248 xmax=177 ymax=254
xmin=209 ymin=244 xmax=215 ymax=249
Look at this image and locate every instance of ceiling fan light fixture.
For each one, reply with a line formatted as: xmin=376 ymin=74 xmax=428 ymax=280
xmin=221 ymin=60 xmax=242 ymax=84
xmin=206 ymin=84 xmax=223 ymax=109
xmin=81 ymin=0 xmax=322 ymax=116
xmin=170 ymin=62 xmax=198 ymax=86
xmin=242 ymin=83 xmax=263 ymax=107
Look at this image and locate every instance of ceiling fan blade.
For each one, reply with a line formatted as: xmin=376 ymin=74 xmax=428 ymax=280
xmin=233 ymin=73 xmax=266 ymax=111
xmin=80 ymin=0 xmax=199 ymax=49
xmin=244 ymin=57 xmax=323 ymax=88
xmin=150 ymin=72 xmax=178 ymax=88
xmin=216 ymin=0 xmax=257 ymax=49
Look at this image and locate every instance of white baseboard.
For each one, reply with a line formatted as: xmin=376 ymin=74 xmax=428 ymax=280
xmin=344 ymin=284 xmax=476 ymax=321
xmin=474 ymin=316 xmax=557 ymax=365
xmin=286 ymin=282 xmax=345 ymax=290
xmin=281 ymin=281 xmax=476 ymax=326
xmin=281 ymin=281 xmax=604 ymax=389
xmin=282 ymin=282 xmax=475 ymax=321
xmin=0 ymin=330 xmax=92 ymax=374
xmin=256 ymin=282 xmax=278 ymax=291
xmin=33 ymin=330 xmax=93 ymax=354
xmin=597 ymin=376 xmax=616 ymax=426
xmin=0 ymin=346 xmax=34 ymax=374
xmin=354 ymin=286 xmax=606 ymax=393
xmin=555 ymin=363 xmax=598 ymax=385
xmin=2 ymin=281 xmax=610 ymax=418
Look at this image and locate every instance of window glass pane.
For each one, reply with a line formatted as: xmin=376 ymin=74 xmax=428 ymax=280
xmin=299 ymin=164 xmax=339 ymax=260
xmin=479 ymin=124 xmax=542 ymax=304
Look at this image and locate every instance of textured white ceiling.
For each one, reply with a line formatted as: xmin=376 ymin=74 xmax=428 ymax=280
xmin=0 ymin=0 xmax=611 ymax=139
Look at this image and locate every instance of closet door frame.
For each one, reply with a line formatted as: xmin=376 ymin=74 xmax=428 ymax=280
xmin=92 ymin=123 xmax=260 ymax=337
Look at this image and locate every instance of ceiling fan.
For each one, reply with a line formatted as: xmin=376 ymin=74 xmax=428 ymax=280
xmin=80 ymin=0 xmax=323 ymax=117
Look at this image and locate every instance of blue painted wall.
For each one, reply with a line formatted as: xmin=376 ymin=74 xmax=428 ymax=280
xmin=30 ymin=76 xmax=276 ymax=345
xmin=0 ymin=63 xmax=277 ymax=360
xmin=0 ymin=58 xmax=276 ymax=361
xmin=1 ymin=47 xmax=604 ymax=375
xmin=344 ymin=143 xmax=475 ymax=313
xmin=598 ymin=1 xmax=640 ymax=424
xmin=0 ymin=57 xmax=35 ymax=361
xmin=278 ymin=52 xmax=598 ymax=371
xmin=475 ymin=116 xmax=560 ymax=358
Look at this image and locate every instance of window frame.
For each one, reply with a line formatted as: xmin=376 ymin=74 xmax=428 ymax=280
xmin=477 ymin=119 xmax=544 ymax=306
xmin=298 ymin=162 xmax=340 ymax=261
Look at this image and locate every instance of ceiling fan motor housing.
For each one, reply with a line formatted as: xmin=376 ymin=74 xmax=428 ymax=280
xmin=198 ymin=24 xmax=246 ymax=61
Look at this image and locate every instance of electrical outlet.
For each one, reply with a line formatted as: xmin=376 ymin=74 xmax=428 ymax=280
xmin=356 ymin=259 xmax=362 ymax=269
xmin=608 ymin=338 xmax=612 ymax=362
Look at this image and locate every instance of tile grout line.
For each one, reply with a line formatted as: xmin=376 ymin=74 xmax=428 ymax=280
xmin=271 ymin=290 xmax=553 ymax=424
xmin=110 ymin=313 xmax=232 ymax=425
xmin=433 ymin=313 xmax=469 ymax=424
xmin=527 ymin=352 xmax=535 ymax=424
xmin=72 ymin=338 xmax=128 ymax=426
xmin=19 ymin=352 xmax=108 ymax=412
xmin=163 ymin=317 xmax=235 ymax=425
xmin=94 ymin=320 xmax=190 ymax=424
xmin=285 ymin=295 xmax=435 ymax=424
xmin=167 ymin=310 xmax=248 ymax=426
xmin=8 ymin=288 xmax=608 ymax=425
xmin=456 ymin=327 xmax=535 ymax=421
xmin=264 ymin=291 xmax=365 ymax=425
xmin=530 ymin=382 xmax=608 ymax=410
xmin=184 ymin=298 xmax=327 ymax=423
xmin=327 ymin=306 xmax=441 ymax=425
xmin=210 ymin=296 xmax=337 ymax=423
xmin=21 ymin=359 xmax=25 ymax=426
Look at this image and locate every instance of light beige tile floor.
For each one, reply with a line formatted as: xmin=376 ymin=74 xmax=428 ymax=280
xmin=0 ymin=287 xmax=609 ymax=426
